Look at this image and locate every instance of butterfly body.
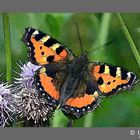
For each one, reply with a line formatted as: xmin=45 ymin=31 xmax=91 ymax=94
xmin=23 ymin=27 xmax=139 ymax=120
xmin=59 ymin=54 xmax=89 ymax=106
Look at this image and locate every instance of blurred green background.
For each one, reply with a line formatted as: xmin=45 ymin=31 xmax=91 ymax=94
xmin=0 ymin=13 xmax=140 ymax=127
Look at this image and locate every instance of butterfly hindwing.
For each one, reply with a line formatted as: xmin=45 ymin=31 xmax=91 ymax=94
xmin=90 ymin=62 xmax=139 ymax=96
xmin=35 ymin=66 xmax=60 ymax=109
xmin=62 ymin=92 xmax=100 ymax=119
xmin=61 ymin=75 xmax=101 ymax=119
xmin=35 ymin=62 xmax=69 ymax=109
xmin=23 ymin=27 xmax=69 ymax=65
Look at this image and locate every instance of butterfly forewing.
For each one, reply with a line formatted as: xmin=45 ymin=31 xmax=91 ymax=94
xmin=23 ymin=27 xmax=69 ymax=65
xmin=90 ymin=62 xmax=139 ymax=96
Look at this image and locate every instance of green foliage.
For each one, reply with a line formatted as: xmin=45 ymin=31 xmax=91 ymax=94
xmin=2 ymin=13 xmax=12 ymax=82
xmin=0 ymin=13 xmax=140 ymax=127
xmin=116 ymin=13 xmax=140 ymax=68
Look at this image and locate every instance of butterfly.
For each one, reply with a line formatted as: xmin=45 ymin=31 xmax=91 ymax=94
xmin=22 ymin=27 xmax=139 ymax=120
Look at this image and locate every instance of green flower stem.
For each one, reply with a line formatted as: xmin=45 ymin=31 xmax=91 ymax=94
xmin=85 ymin=13 xmax=111 ymax=127
xmin=84 ymin=113 xmax=95 ymax=127
xmin=2 ymin=13 xmax=12 ymax=82
xmin=92 ymin=13 xmax=111 ymax=51
xmin=116 ymin=13 xmax=140 ymax=68
xmin=52 ymin=110 xmax=66 ymax=127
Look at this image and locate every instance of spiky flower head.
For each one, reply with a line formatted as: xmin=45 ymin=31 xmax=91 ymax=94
xmin=15 ymin=88 xmax=54 ymax=126
xmin=0 ymin=83 xmax=16 ymax=127
xmin=15 ymin=61 xmax=40 ymax=89
xmin=14 ymin=61 xmax=54 ymax=127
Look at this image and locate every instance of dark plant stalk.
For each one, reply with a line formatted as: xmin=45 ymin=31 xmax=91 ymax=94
xmin=67 ymin=119 xmax=73 ymax=127
xmin=2 ymin=13 xmax=12 ymax=82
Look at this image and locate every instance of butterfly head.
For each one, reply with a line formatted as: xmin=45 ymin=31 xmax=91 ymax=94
xmin=77 ymin=53 xmax=88 ymax=65
xmin=79 ymin=53 xmax=88 ymax=59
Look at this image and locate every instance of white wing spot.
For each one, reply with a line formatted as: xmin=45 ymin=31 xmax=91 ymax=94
xmin=47 ymin=96 xmax=50 ymax=99
xmin=82 ymin=108 xmax=85 ymax=111
xmin=127 ymin=72 xmax=131 ymax=79
xmin=76 ymin=109 xmax=80 ymax=112
xmin=70 ymin=108 xmax=74 ymax=111
xmin=87 ymin=106 xmax=91 ymax=109
xmin=33 ymin=30 xmax=39 ymax=36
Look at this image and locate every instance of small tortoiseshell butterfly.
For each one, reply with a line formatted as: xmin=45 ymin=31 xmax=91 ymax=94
xmin=22 ymin=27 xmax=139 ymax=120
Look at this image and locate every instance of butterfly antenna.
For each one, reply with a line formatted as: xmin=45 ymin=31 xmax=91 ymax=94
xmin=75 ymin=23 xmax=84 ymax=54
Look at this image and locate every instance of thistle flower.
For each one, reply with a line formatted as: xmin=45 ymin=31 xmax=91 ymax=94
xmin=15 ymin=88 xmax=54 ymax=127
xmin=14 ymin=61 xmax=54 ymax=127
xmin=0 ymin=83 xmax=16 ymax=127
xmin=15 ymin=61 xmax=40 ymax=89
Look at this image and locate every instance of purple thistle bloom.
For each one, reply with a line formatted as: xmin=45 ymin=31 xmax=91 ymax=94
xmin=15 ymin=88 xmax=54 ymax=126
xmin=14 ymin=61 xmax=54 ymax=127
xmin=0 ymin=83 xmax=16 ymax=127
xmin=15 ymin=61 xmax=40 ymax=89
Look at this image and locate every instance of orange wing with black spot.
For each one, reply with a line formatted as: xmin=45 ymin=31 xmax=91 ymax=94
xmin=35 ymin=62 xmax=68 ymax=109
xmin=90 ymin=62 xmax=139 ymax=96
xmin=35 ymin=66 xmax=60 ymax=109
xmin=61 ymin=76 xmax=101 ymax=119
xmin=62 ymin=91 xmax=100 ymax=119
xmin=23 ymin=27 xmax=69 ymax=65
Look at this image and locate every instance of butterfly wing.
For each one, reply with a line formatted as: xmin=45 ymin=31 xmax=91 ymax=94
xmin=90 ymin=62 xmax=139 ymax=96
xmin=23 ymin=27 xmax=70 ymax=65
xmin=35 ymin=62 xmax=68 ymax=109
xmin=62 ymin=92 xmax=100 ymax=120
xmin=35 ymin=67 xmax=59 ymax=109
xmin=61 ymin=74 xmax=101 ymax=119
